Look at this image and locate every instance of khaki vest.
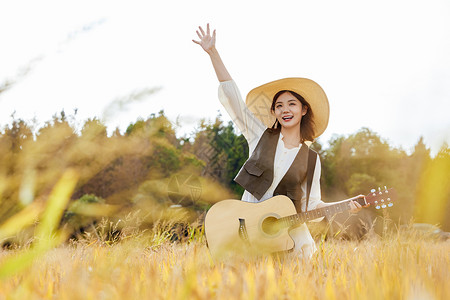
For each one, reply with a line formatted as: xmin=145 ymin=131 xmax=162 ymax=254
xmin=234 ymin=127 xmax=317 ymax=212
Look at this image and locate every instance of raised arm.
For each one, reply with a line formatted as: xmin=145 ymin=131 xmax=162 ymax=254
xmin=193 ymin=24 xmax=266 ymax=147
xmin=192 ymin=24 xmax=232 ymax=82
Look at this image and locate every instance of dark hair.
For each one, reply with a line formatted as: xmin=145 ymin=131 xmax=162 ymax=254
xmin=270 ymin=90 xmax=316 ymax=142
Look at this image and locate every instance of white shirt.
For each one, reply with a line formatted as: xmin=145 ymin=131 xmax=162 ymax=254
xmin=218 ymin=79 xmax=324 ymax=257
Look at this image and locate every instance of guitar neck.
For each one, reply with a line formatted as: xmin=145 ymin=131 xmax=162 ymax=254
xmin=278 ymin=187 xmax=396 ymax=227
xmin=280 ymin=200 xmax=353 ymax=227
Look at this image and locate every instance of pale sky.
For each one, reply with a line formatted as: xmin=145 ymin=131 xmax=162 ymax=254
xmin=1 ymin=0 xmax=449 ymax=155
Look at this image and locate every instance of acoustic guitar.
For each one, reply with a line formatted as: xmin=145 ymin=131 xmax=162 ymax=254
xmin=205 ymin=187 xmax=396 ymax=259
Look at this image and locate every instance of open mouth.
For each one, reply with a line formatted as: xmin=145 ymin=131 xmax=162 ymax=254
xmin=282 ymin=116 xmax=293 ymax=121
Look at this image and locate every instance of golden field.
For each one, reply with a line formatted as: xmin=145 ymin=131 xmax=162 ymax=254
xmin=0 ymin=228 xmax=448 ymax=300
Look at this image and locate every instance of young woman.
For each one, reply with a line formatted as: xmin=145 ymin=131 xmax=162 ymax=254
xmin=193 ymin=24 xmax=364 ymax=258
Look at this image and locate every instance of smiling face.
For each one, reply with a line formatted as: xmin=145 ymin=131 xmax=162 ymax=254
xmin=271 ymin=91 xmax=308 ymax=129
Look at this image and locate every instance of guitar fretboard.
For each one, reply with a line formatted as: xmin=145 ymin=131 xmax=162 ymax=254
xmin=278 ymin=200 xmax=352 ymax=227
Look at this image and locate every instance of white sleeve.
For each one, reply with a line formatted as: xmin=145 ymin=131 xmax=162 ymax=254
xmin=218 ymin=80 xmax=266 ymax=150
xmin=300 ymin=155 xmax=324 ymax=212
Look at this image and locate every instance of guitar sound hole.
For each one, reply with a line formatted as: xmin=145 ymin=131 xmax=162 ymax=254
xmin=262 ymin=217 xmax=280 ymax=235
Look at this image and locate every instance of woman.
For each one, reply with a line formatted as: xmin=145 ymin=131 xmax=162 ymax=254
xmin=193 ymin=24 xmax=363 ymax=259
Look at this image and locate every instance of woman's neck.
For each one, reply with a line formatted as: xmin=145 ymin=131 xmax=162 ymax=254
xmin=280 ymin=126 xmax=302 ymax=147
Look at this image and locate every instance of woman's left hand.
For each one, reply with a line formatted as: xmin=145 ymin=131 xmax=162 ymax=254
xmin=348 ymin=195 xmax=368 ymax=214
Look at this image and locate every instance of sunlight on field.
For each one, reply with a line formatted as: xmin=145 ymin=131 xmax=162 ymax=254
xmin=0 ymin=231 xmax=448 ymax=300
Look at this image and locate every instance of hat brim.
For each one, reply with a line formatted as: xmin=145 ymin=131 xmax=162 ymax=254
xmin=245 ymin=77 xmax=329 ymax=139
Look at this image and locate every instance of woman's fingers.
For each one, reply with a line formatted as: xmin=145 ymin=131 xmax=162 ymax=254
xmin=199 ymin=26 xmax=206 ymax=36
xmin=196 ymin=24 xmax=214 ymax=39
xmin=349 ymin=200 xmax=362 ymax=213
xmin=193 ymin=24 xmax=215 ymax=52
xmin=355 ymin=200 xmax=362 ymax=208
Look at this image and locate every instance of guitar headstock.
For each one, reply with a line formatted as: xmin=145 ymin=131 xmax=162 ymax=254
xmin=365 ymin=187 xmax=397 ymax=209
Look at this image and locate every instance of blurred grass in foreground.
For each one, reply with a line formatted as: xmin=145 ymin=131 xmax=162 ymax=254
xmin=0 ymin=169 xmax=78 ymax=279
xmin=0 ymin=225 xmax=448 ymax=300
xmin=415 ymin=148 xmax=450 ymax=225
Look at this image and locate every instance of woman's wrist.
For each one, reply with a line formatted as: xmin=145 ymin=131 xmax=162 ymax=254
xmin=207 ymin=47 xmax=218 ymax=56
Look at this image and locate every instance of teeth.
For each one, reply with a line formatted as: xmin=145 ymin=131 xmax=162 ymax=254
xmin=283 ymin=116 xmax=293 ymax=120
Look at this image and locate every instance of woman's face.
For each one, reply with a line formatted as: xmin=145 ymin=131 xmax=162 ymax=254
xmin=273 ymin=91 xmax=307 ymax=129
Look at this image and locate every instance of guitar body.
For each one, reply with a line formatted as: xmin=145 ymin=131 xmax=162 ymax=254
xmin=204 ymin=195 xmax=297 ymax=260
xmin=205 ymin=187 xmax=396 ymax=260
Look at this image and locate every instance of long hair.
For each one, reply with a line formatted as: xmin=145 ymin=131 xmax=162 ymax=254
xmin=270 ymin=90 xmax=316 ymax=142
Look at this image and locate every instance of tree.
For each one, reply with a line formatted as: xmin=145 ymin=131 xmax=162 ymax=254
xmin=191 ymin=116 xmax=249 ymax=196
xmin=320 ymin=128 xmax=415 ymax=237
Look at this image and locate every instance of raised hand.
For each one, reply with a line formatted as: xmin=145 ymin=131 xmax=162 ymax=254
xmin=192 ymin=23 xmax=216 ymax=54
xmin=192 ymin=23 xmax=231 ymax=82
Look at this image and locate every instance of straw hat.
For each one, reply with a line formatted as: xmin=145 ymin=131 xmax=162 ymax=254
xmin=245 ymin=77 xmax=330 ymax=139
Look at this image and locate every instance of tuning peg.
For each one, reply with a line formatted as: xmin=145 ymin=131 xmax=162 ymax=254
xmin=375 ymin=205 xmax=380 ymax=209
xmin=384 ymin=186 xmax=388 ymax=191
xmin=381 ymin=204 xmax=387 ymax=208
xmin=378 ymin=187 xmax=382 ymax=195
xmin=388 ymin=203 xmax=393 ymax=207
xmin=371 ymin=189 xmax=376 ymax=193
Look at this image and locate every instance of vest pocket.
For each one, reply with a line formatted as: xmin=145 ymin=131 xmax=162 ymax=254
xmin=243 ymin=162 xmax=264 ymax=176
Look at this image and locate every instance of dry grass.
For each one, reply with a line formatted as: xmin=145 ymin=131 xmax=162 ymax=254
xmin=0 ymin=230 xmax=448 ymax=300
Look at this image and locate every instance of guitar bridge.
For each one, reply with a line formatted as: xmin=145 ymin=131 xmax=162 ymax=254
xmin=238 ymin=218 xmax=251 ymax=247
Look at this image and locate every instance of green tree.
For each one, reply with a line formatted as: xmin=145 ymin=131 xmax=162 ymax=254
xmin=191 ymin=116 xmax=249 ymax=196
xmin=321 ymin=128 xmax=414 ymax=228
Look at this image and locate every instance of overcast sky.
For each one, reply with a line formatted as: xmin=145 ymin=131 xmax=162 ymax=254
xmin=1 ymin=0 xmax=449 ymax=155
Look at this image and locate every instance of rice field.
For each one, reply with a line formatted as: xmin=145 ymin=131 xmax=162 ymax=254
xmin=0 ymin=228 xmax=448 ymax=300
